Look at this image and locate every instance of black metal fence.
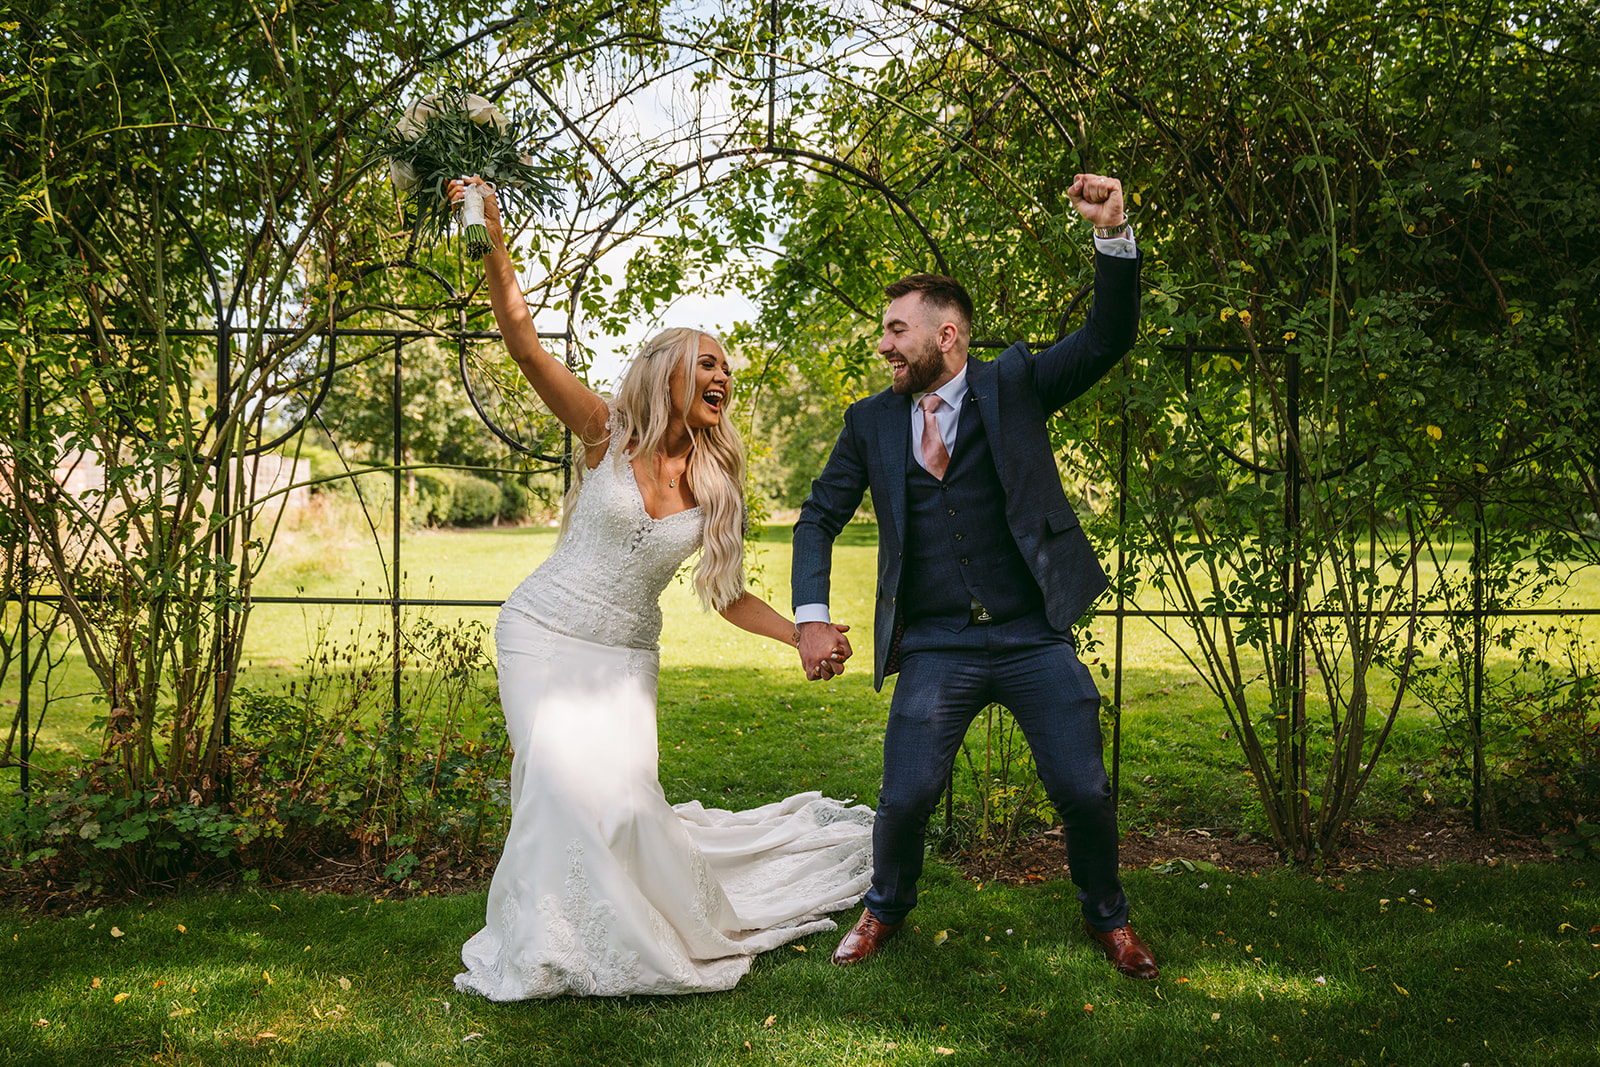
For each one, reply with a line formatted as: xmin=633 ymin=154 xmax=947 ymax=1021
xmin=8 ymin=293 xmax=1598 ymax=834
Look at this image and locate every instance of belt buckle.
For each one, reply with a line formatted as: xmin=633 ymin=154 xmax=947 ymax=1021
xmin=971 ymin=603 xmax=993 ymax=625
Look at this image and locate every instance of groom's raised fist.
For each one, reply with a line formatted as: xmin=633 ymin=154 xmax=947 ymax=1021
xmin=1066 ymin=173 xmax=1126 ymax=231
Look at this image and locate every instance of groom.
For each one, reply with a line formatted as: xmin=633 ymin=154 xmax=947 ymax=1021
xmin=791 ymin=173 xmax=1156 ymax=980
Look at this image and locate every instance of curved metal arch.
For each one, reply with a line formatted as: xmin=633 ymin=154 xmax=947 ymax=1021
xmin=459 ymin=339 xmax=571 ymax=464
xmin=563 ymin=144 xmax=951 ymax=332
xmin=242 ymin=259 xmax=459 ymax=456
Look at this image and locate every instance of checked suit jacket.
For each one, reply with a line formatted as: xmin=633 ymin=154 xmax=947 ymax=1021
xmin=791 ymin=251 xmax=1143 ymax=691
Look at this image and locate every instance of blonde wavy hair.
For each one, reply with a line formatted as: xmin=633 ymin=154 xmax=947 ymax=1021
xmin=561 ymin=327 xmax=746 ymax=612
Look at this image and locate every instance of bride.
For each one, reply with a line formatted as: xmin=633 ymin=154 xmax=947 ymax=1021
xmin=447 ymin=178 xmax=872 ymax=1000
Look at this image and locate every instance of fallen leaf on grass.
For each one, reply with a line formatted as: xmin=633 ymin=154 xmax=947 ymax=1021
xmin=113 ymin=993 xmax=131 ymax=1004
xmin=91 ymin=977 xmax=102 ymax=988
xmin=936 ymin=1048 xmax=955 ymax=1056
xmin=338 ymin=976 xmax=352 ymax=991
xmin=1211 ymin=1013 xmax=1222 ymax=1021
xmin=169 ymin=1006 xmax=194 ymax=1019
xmin=256 ymin=1032 xmax=279 ymax=1041
xmin=463 ymin=1033 xmax=482 ymax=1042
xmin=1393 ymin=983 xmax=1409 ymax=996
xmin=34 ymin=1019 xmax=49 ymax=1028
xmin=763 ymin=1015 xmax=776 ymax=1028
xmin=792 ymin=944 xmax=806 ymax=952
xmin=110 ymin=927 xmax=124 ymax=938
xmin=262 ymin=971 xmax=273 ymax=985
xmin=933 ymin=929 xmax=952 ymax=947
xmin=176 ymin=924 xmax=186 ymax=934
xmin=1084 ymin=1004 xmax=1094 ymax=1013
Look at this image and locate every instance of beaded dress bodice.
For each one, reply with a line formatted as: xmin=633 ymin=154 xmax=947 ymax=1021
xmin=502 ymin=424 xmax=703 ymax=650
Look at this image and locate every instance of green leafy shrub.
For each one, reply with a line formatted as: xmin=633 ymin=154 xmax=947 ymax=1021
xmin=498 ymin=478 xmax=531 ymax=523
xmin=1495 ymin=675 xmax=1600 ymax=858
xmin=445 ymin=472 xmax=501 ymax=525
xmin=2 ymin=616 xmax=510 ymax=893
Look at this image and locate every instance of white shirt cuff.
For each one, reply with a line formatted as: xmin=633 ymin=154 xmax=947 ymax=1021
xmin=794 ymin=604 xmax=832 ymax=625
xmin=1094 ymin=232 xmax=1138 ymax=259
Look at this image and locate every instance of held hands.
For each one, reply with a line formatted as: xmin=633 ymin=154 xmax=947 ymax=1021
xmin=445 ymin=176 xmax=505 ymax=251
xmin=798 ymin=621 xmax=853 ymax=682
xmin=1066 ymin=173 xmax=1127 ymax=231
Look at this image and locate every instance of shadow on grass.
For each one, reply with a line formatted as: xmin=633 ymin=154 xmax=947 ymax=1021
xmin=5 ymin=861 xmax=1596 ymax=1066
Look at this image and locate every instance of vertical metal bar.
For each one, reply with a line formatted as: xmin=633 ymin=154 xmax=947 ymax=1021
xmin=766 ymin=0 xmax=778 ymax=151
xmin=1286 ymin=340 xmax=1306 ymax=845
xmin=1112 ymin=381 xmax=1130 ymax=803
xmin=216 ymin=312 xmax=232 ymax=754
xmin=561 ymin=317 xmax=576 ymax=495
xmin=18 ymin=360 xmax=30 ymax=804
xmin=391 ymin=336 xmax=404 ymax=762
xmin=1471 ymin=501 xmax=1485 ymax=831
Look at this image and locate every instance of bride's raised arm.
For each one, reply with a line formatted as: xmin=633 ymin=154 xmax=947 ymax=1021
xmin=448 ymin=177 xmax=611 ymax=465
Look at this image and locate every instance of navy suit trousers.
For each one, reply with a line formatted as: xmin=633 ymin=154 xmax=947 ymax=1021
xmin=864 ymin=610 xmax=1129 ymax=932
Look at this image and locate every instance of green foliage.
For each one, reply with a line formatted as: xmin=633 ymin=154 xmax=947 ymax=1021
xmin=936 ymin=705 xmax=1058 ymax=856
xmin=410 ymin=470 xmax=503 ymax=527
xmin=1498 ymin=673 xmax=1600 ymax=849
xmin=734 ymin=0 xmax=1600 ymax=864
xmin=1 ymin=615 xmax=507 ymax=892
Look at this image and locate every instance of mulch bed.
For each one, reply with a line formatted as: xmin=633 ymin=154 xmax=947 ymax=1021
xmin=953 ymin=812 xmax=1556 ymax=886
xmin=2 ymin=814 xmax=1562 ymax=916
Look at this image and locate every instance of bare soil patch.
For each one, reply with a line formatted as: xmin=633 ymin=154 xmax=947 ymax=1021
xmin=951 ymin=812 xmax=1557 ymax=886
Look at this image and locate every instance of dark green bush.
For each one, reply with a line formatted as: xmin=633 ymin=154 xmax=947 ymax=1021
xmin=498 ymin=478 xmax=531 ymax=523
xmin=445 ymin=472 xmax=501 ymax=525
xmin=1496 ymin=675 xmax=1600 ymax=858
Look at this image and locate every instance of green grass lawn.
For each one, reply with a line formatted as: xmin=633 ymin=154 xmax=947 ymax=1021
xmin=5 ymin=521 xmax=1600 ymax=1065
xmin=4 ymin=861 xmax=1596 ymax=1065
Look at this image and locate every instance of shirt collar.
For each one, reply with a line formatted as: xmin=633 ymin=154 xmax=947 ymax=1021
xmin=913 ymin=363 xmax=969 ymax=409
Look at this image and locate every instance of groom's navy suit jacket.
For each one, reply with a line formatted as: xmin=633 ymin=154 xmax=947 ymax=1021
xmin=792 ymin=252 xmax=1142 ymax=691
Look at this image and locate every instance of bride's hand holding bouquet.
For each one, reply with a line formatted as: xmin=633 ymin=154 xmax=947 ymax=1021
xmin=446 ymin=177 xmax=504 ymax=256
xmin=378 ymin=87 xmax=558 ymax=257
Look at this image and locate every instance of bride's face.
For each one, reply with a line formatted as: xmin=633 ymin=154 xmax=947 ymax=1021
xmin=670 ymin=335 xmax=732 ymax=430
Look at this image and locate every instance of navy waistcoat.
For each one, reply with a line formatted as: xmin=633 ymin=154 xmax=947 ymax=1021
xmin=900 ymin=393 xmax=1045 ymax=628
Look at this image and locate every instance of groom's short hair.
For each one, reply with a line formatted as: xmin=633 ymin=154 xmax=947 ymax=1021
xmin=885 ymin=274 xmax=973 ymax=331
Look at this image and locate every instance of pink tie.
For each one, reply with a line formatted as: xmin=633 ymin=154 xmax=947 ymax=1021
xmin=920 ymin=394 xmax=950 ymax=480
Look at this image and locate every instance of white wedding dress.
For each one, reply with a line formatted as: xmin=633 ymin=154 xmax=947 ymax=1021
xmin=455 ymin=425 xmax=874 ymax=1000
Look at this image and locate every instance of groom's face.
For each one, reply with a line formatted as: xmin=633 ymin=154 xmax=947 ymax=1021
xmin=880 ymin=293 xmax=950 ymax=395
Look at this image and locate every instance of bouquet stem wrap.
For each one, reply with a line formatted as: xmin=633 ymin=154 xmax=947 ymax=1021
xmin=458 ymin=180 xmax=491 ymax=257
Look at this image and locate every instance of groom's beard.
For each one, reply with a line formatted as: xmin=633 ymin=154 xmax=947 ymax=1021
xmin=892 ymin=337 xmax=945 ymax=395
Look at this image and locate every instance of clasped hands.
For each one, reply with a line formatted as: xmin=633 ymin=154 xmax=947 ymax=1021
xmin=797 ymin=621 xmax=853 ymax=682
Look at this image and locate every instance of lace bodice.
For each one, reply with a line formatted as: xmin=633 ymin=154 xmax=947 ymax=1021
xmin=502 ymin=424 xmax=703 ymax=650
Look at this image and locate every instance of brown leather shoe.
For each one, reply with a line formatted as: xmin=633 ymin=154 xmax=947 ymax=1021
xmin=1085 ymin=923 xmax=1159 ymax=980
xmin=831 ymin=910 xmax=903 ymax=965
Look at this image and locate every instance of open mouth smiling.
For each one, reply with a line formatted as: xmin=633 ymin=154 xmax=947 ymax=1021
xmin=701 ymin=388 xmax=725 ymax=412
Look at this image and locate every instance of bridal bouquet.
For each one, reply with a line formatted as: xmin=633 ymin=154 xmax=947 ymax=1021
xmin=377 ymin=87 xmax=561 ymax=256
